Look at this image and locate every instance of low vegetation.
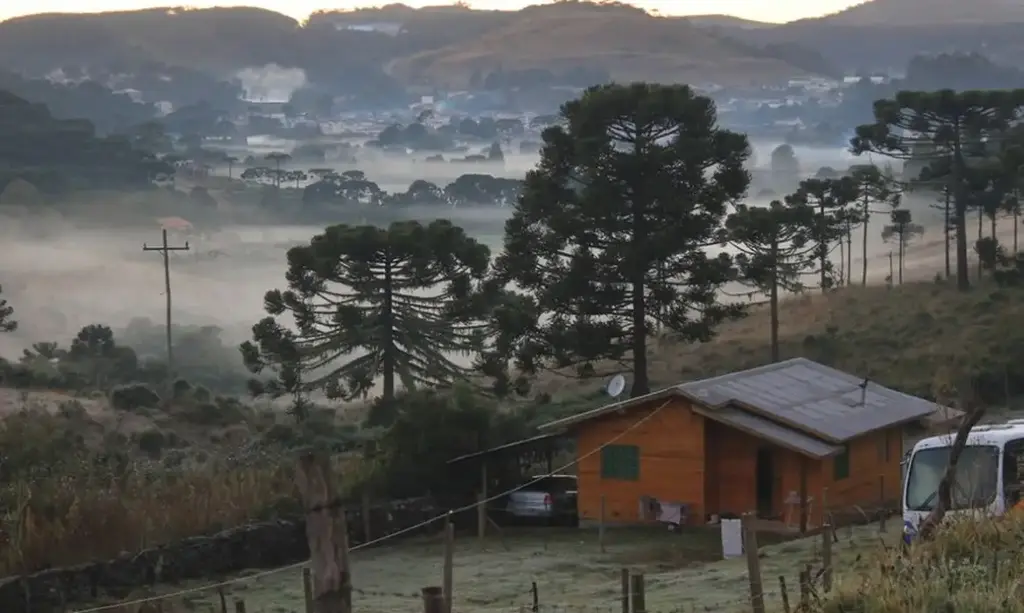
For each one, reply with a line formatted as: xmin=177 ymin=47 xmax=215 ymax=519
xmin=823 ymin=514 xmax=1024 ymax=613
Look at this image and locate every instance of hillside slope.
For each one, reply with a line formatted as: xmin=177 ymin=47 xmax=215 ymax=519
xmin=388 ymin=5 xmax=811 ymax=88
xmin=806 ymin=0 xmax=1024 ymax=26
xmin=0 ymin=3 xmax=813 ymax=87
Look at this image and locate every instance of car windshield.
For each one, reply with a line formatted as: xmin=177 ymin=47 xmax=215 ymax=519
xmin=905 ymin=445 xmax=999 ymax=511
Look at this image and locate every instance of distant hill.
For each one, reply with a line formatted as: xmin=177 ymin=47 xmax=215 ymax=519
xmin=688 ymin=0 xmax=1024 ymax=73
xmin=0 ymin=3 xmax=817 ymax=89
xmin=802 ymin=0 xmax=1024 ymax=26
xmin=385 ymin=3 xmax=811 ymax=87
xmin=684 ymin=14 xmax=776 ymax=29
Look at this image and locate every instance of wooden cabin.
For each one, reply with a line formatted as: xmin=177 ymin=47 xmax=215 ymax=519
xmin=539 ymin=358 xmax=951 ymax=531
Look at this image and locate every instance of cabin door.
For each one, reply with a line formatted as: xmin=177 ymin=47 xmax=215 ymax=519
xmin=755 ymin=447 xmax=775 ymax=518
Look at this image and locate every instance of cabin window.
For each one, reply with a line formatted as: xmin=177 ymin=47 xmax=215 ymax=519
xmin=601 ymin=444 xmax=640 ymax=481
xmin=833 ymin=445 xmax=851 ymax=481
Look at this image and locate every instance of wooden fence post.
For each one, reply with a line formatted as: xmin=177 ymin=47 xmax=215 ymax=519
xmin=799 ymin=567 xmax=810 ymax=612
xmin=822 ymin=523 xmax=833 ymax=592
xmin=629 ymin=573 xmax=646 ymax=613
xmin=296 ymin=452 xmax=352 ymax=613
xmin=302 ymin=567 xmax=314 ymax=613
xmin=743 ymin=514 xmax=766 ymax=613
xmin=421 ymin=587 xmax=445 ymax=613
xmin=477 ymin=491 xmax=486 ymax=541
xmin=620 ymin=568 xmax=629 ymax=613
xmin=531 ymin=581 xmax=539 ymax=613
xmin=361 ymin=491 xmax=372 ymax=543
xmin=879 ymin=475 xmax=887 ymax=533
xmin=233 ymin=600 xmax=247 ymax=613
xmin=443 ymin=512 xmax=454 ymax=613
xmin=779 ymin=575 xmax=791 ymax=613
xmin=599 ymin=495 xmax=607 ymax=553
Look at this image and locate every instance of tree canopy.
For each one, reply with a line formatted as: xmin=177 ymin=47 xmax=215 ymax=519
xmin=488 ymin=82 xmax=749 ymax=397
xmin=240 ymin=220 xmax=494 ymax=410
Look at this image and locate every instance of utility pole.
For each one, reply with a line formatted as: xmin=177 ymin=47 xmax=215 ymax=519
xmin=143 ymin=229 xmax=190 ymax=381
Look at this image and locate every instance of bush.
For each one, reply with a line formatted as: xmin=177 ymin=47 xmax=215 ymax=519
xmin=136 ymin=429 xmax=166 ymax=458
xmin=110 ymin=383 xmax=161 ymax=411
xmin=823 ymin=515 xmax=1024 ymax=613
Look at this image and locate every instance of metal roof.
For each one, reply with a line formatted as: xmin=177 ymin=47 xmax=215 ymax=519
xmin=678 ymin=358 xmax=938 ymax=443
xmin=539 ymin=358 xmax=945 ymax=446
xmin=693 ymin=405 xmax=842 ymax=458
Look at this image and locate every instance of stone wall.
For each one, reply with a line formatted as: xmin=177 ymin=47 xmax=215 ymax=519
xmin=0 ymin=496 xmax=440 ymax=613
xmin=0 ymin=520 xmax=307 ymax=613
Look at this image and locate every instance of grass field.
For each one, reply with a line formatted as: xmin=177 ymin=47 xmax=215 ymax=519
xmin=94 ymin=524 xmax=898 ymax=613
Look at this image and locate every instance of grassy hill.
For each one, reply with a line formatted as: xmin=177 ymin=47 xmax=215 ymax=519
xmin=805 ymin=0 xmax=1024 ymax=26
xmin=533 ymin=280 xmax=1024 ymax=416
xmin=387 ymin=3 xmax=809 ymax=87
xmin=0 ymin=2 xmax=815 ymax=87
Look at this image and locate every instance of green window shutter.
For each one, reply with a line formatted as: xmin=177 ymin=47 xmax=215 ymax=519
xmin=601 ymin=444 xmax=640 ymax=481
xmin=833 ymin=445 xmax=850 ymax=481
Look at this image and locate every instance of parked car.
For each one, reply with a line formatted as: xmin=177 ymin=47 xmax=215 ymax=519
xmin=504 ymin=474 xmax=578 ymax=526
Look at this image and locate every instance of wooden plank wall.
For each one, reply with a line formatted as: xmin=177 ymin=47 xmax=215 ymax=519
xmin=575 ymin=398 xmax=706 ymax=523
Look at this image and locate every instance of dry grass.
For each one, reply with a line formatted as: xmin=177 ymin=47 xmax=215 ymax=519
xmin=0 ymin=458 xmax=296 ymax=576
xmin=387 ymin=8 xmax=807 ymax=88
xmin=533 ymin=279 xmax=1024 ymax=405
xmin=822 ymin=514 xmax=1024 ymax=613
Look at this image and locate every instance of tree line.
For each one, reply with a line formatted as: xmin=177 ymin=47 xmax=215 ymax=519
xmin=236 ymin=83 xmax=1024 ymax=411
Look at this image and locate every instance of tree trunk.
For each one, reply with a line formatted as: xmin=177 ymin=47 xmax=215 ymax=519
xmin=953 ymin=141 xmax=970 ymax=290
xmin=899 ymin=231 xmax=906 ymax=285
xmin=977 ymin=205 xmax=984 ymax=278
xmin=382 ymin=257 xmax=395 ymax=402
xmin=769 ymin=241 xmax=780 ymax=363
xmin=819 ymin=204 xmax=828 ymax=293
xmin=846 ymin=226 xmax=853 ymax=289
xmin=862 ymin=197 xmax=869 ymax=286
xmin=944 ymin=189 xmax=952 ymax=279
xmin=838 ymin=239 xmax=845 ymax=286
xmin=918 ymin=405 xmax=986 ymax=541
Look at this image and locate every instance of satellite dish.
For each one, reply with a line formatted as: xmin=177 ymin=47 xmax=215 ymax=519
xmin=606 ymin=374 xmax=626 ymax=398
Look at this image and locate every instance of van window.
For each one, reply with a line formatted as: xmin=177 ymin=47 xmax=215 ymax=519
xmin=905 ymin=445 xmax=998 ymax=511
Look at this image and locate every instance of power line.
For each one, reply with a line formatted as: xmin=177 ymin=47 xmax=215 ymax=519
xmin=69 ymin=398 xmax=674 ymax=613
xmin=142 ymin=228 xmax=190 ymax=383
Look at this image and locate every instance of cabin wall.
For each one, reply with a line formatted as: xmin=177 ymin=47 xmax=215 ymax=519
xmin=705 ymin=422 xmax=826 ymax=526
xmin=575 ymin=398 xmax=705 ymax=524
xmin=821 ymin=426 xmax=904 ymax=514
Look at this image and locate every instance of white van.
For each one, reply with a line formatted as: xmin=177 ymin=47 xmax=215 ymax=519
xmin=902 ymin=421 xmax=1024 ymax=541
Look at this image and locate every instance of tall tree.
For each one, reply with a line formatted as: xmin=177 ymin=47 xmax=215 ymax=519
xmin=770 ymin=144 xmax=800 ymax=193
xmin=882 ymin=209 xmax=924 ymax=285
xmin=794 ymin=176 xmax=857 ymax=292
xmin=727 ymin=198 xmax=817 ymax=362
xmin=851 ymin=89 xmax=1024 ymax=291
xmin=849 ymin=164 xmax=900 ymax=285
xmin=240 ymin=220 xmax=492 ymax=408
xmin=0 ymin=284 xmax=15 ymax=333
xmin=489 ymin=83 xmax=749 ymax=398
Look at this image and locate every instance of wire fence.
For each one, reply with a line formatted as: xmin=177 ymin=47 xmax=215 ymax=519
xmin=64 ymin=497 xmax=897 ymax=613
xmin=54 ymin=397 xmax=905 ymax=613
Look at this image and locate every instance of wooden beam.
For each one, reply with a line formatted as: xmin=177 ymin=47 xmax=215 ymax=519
xmin=798 ymin=455 xmax=809 ymax=534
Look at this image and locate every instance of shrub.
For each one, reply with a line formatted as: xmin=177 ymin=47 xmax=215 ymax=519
xmin=136 ymin=429 xmax=166 ymax=458
xmin=110 ymin=383 xmax=161 ymax=411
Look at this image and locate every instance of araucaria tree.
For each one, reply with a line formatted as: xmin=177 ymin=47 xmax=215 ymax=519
xmin=851 ymin=89 xmax=1024 ymax=290
xmin=240 ymin=220 xmax=492 ymax=408
xmin=0 ymin=284 xmax=15 ymax=333
xmin=881 ymin=209 xmax=924 ymax=285
xmin=727 ymin=198 xmax=817 ymax=362
xmin=491 ymin=82 xmax=749 ymax=398
xmin=794 ymin=176 xmax=858 ymax=291
xmin=849 ymin=164 xmax=900 ymax=285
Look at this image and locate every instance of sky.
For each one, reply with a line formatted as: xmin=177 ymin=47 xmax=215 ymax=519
xmin=0 ymin=0 xmax=869 ymax=25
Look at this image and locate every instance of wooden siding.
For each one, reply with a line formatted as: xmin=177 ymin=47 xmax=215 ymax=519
xmin=819 ymin=426 xmax=904 ymax=514
xmin=575 ymin=398 xmax=705 ymax=523
xmin=575 ymin=399 xmax=906 ymax=528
